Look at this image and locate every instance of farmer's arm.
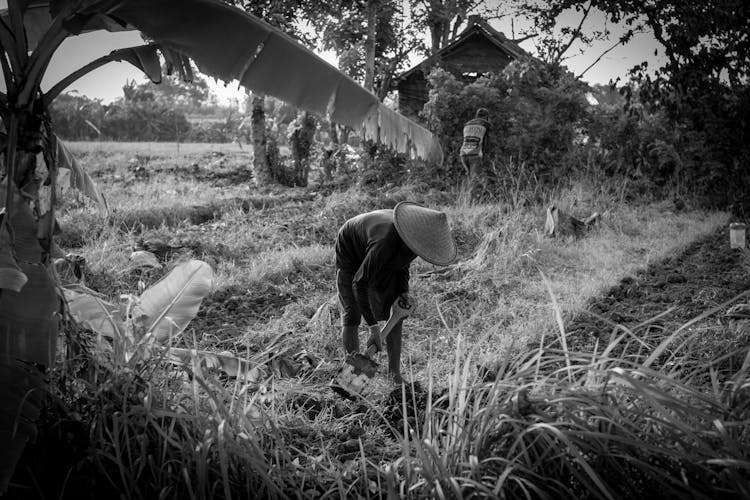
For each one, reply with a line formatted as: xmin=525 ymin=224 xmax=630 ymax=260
xmin=395 ymin=267 xmax=409 ymax=296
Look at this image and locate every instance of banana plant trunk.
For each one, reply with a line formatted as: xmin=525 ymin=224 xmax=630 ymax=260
xmin=250 ymin=94 xmax=273 ymax=186
xmin=289 ymin=111 xmax=316 ymax=187
xmin=1 ymin=107 xmax=60 ymax=493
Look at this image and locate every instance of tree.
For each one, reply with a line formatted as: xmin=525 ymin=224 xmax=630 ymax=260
xmin=0 ymin=0 xmax=442 ymax=492
xmin=409 ymin=0 xmax=509 ymax=54
xmin=518 ymin=0 xmax=750 ymax=210
xmin=514 ymin=0 xmax=749 ymax=95
xmin=226 ymin=0 xmax=309 ymax=186
xmin=306 ymin=0 xmax=425 ymax=101
xmin=513 ymin=0 xmax=639 ymax=75
xmin=122 ymin=73 xmax=216 ymax=113
xmin=250 ymin=93 xmax=274 ymax=185
xmin=48 ymin=91 xmax=105 ymax=140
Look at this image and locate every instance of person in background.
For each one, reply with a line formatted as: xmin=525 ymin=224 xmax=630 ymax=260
xmin=335 ymin=201 xmax=457 ymax=384
xmin=459 ymin=108 xmax=491 ymax=194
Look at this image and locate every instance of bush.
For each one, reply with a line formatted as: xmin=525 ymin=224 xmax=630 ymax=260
xmin=421 ymin=61 xmax=592 ymax=197
xmin=99 ymin=102 xmax=191 ymax=142
xmin=417 ymin=59 xmax=748 ymax=212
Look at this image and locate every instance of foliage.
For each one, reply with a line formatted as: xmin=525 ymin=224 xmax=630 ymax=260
xmin=50 ymin=90 xmax=215 ymax=143
xmin=618 ymin=0 xmax=750 ymax=212
xmin=513 ymin=0 xmax=638 ymax=70
xmin=100 ymin=99 xmax=192 ymax=143
xmin=422 ymin=60 xmax=592 ymax=195
xmin=48 ymin=92 xmax=107 ymax=141
xmin=621 ymin=81 xmax=750 ymax=213
xmin=287 ymin=111 xmax=318 ymax=187
xmin=189 ymin=112 xmax=249 ymax=144
xmin=121 ymin=74 xmax=218 ymax=114
xmin=420 ymin=49 xmax=748 ymax=211
xmin=305 ymin=0 xmax=423 ymax=99
xmin=516 ymin=0 xmax=750 ymax=212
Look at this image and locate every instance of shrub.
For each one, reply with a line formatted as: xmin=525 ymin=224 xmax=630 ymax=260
xmin=421 ymin=61 xmax=593 ymax=197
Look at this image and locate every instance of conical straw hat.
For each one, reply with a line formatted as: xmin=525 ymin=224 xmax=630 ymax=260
xmin=393 ymin=201 xmax=457 ymax=266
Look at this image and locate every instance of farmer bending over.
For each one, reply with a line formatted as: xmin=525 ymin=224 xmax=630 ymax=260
xmin=459 ymin=108 xmax=491 ymax=188
xmin=335 ymin=201 xmax=457 ymax=384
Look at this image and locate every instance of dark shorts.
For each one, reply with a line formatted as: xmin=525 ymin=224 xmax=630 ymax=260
xmin=336 ymin=269 xmax=398 ymax=326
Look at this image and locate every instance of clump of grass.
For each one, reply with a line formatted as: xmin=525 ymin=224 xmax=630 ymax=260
xmin=385 ymin=296 xmax=750 ymax=499
xmin=225 ymin=244 xmax=332 ymax=286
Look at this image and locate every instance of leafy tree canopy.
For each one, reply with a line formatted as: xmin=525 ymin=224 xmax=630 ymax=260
xmin=514 ymin=0 xmax=750 ymax=89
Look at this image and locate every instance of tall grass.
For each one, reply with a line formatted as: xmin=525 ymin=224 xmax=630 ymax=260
xmin=386 ymin=295 xmax=750 ymax=499
xmin=49 ymin=285 xmax=749 ymax=499
xmin=33 ymin=149 xmax=745 ymax=499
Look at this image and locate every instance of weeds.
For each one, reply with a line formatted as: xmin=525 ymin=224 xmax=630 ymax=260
xmin=12 ymin=142 xmax=746 ymax=499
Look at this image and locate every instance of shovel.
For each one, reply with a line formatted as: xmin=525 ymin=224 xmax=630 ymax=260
xmin=332 ymin=295 xmax=416 ymax=398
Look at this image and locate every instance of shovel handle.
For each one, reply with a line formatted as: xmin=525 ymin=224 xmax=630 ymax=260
xmin=365 ymin=296 xmax=417 ymax=357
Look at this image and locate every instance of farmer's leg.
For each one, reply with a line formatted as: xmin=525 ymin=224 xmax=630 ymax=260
xmin=468 ymin=156 xmax=483 ymax=199
xmin=370 ymin=283 xmax=405 ymax=384
xmin=386 ymin=320 xmax=403 ymax=384
xmin=336 ymin=269 xmax=361 ymax=354
xmin=460 ymin=154 xmax=470 ymax=175
xmin=342 ymin=325 xmax=359 ymax=354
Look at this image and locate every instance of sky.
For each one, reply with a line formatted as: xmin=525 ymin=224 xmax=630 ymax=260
xmin=1 ymin=1 xmax=665 ymax=106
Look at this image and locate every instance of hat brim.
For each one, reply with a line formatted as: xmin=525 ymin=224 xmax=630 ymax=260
xmin=393 ymin=201 xmax=457 ymax=266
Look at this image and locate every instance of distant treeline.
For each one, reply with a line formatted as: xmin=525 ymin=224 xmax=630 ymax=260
xmin=50 ymin=77 xmax=248 ymax=143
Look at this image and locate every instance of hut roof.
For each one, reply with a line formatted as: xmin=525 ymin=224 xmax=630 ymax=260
xmin=395 ymin=17 xmax=530 ymax=82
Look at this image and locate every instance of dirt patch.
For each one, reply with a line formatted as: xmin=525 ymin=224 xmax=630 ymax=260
xmin=566 ymin=225 xmax=750 ymax=353
xmin=189 ymin=284 xmax=299 ymax=342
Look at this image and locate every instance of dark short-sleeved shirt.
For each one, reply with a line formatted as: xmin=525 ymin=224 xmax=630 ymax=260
xmin=335 ymin=209 xmax=416 ymax=324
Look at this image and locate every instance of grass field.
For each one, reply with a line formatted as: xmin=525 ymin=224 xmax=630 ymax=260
xmin=67 ymin=140 xmax=249 ymax=155
xmin=13 ymin=141 xmax=748 ymax=499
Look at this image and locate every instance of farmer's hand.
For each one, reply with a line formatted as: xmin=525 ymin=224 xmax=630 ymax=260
xmin=366 ymin=323 xmax=382 ymax=353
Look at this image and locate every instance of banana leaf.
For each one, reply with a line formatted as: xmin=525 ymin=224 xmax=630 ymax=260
xmin=63 ymin=288 xmax=125 ymax=341
xmin=134 ymin=260 xmax=213 ymax=343
xmin=55 ymin=137 xmax=109 ymax=214
xmin=10 ymin=0 xmax=443 ymax=163
xmin=167 ymin=347 xmax=262 ymax=382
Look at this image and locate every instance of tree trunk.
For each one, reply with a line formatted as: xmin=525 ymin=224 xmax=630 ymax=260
xmin=364 ymin=0 xmax=378 ymax=92
xmin=1 ymin=110 xmax=60 ymax=495
xmin=329 ymin=120 xmax=340 ymax=146
xmin=250 ymin=94 xmax=273 ymax=186
xmin=428 ymin=0 xmax=448 ymax=53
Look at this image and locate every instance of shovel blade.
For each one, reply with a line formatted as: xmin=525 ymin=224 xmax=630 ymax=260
xmin=332 ymin=353 xmax=379 ymax=397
